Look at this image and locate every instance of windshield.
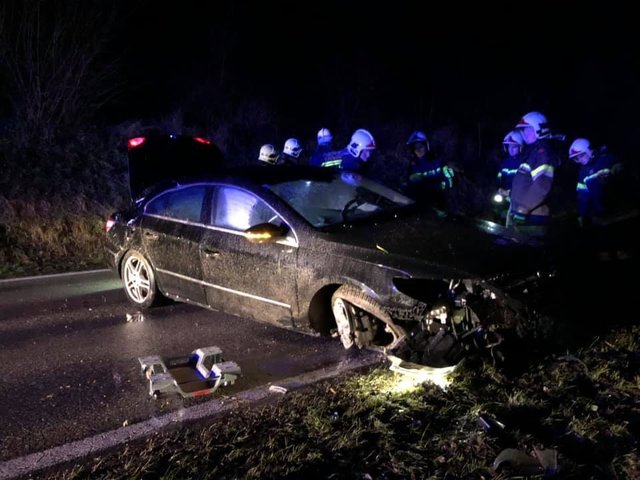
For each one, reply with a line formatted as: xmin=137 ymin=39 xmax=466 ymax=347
xmin=265 ymin=171 xmax=414 ymax=227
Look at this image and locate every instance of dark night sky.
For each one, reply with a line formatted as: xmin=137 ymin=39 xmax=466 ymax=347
xmin=109 ymin=0 xmax=639 ymax=154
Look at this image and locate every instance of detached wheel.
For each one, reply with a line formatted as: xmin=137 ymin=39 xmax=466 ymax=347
xmin=331 ymin=285 xmax=405 ymax=349
xmin=122 ymin=250 xmax=161 ymax=308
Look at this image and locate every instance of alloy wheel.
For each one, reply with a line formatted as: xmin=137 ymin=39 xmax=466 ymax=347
xmin=124 ymin=255 xmax=152 ymax=304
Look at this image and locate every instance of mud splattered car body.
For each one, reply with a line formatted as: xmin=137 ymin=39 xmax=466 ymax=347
xmin=106 ymin=135 xmax=545 ymax=364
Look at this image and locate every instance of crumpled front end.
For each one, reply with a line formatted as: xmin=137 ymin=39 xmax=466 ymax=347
xmin=382 ymin=274 xmax=538 ymax=367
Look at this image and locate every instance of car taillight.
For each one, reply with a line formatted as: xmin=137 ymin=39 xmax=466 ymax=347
xmin=194 ymin=136 xmax=212 ymax=145
xmin=106 ymin=216 xmax=116 ymax=232
xmin=128 ymin=137 xmax=147 ymax=149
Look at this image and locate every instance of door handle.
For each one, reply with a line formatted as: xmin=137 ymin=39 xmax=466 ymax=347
xmin=144 ymin=231 xmax=159 ymax=240
xmin=201 ymin=248 xmax=220 ymax=258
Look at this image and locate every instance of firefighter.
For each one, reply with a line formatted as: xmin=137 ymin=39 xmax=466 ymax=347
xmin=310 ymin=127 xmax=344 ymax=168
xmin=568 ymin=138 xmax=624 ymax=228
xmin=403 ymin=130 xmax=454 ymax=208
xmin=568 ymin=137 xmax=638 ymax=261
xmin=493 ymin=130 xmax=524 ymax=222
xmin=497 ymin=130 xmax=524 ymax=199
xmin=280 ymin=138 xmax=303 ymax=165
xmin=314 ymin=128 xmax=345 ymax=168
xmin=338 ymin=128 xmax=376 ymax=173
xmin=507 ymin=111 xmax=558 ymax=231
xmin=310 ymin=128 xmax=332 ymax=165
xmin=258 ymin=144 xmax=279 ymax=165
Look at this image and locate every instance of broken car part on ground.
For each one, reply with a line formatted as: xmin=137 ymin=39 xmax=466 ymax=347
xmin=138 ymin=346 xmax=241 ymax=399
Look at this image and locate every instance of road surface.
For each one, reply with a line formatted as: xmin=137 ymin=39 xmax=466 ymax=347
xmin=0 ymin=270 xmax=367 ymax=463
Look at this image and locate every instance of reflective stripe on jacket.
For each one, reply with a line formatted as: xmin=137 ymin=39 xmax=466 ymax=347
xmin=407 ymin=156 xmax=453 ymax=191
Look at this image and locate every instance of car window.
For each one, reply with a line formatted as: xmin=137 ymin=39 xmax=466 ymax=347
xmin=210 ymin=186 xmax=282 ymax=231
xmin=144 ymin=185 xmax=206 ymax=222
xmin=265 ymin=172 xmax=414 ymax=227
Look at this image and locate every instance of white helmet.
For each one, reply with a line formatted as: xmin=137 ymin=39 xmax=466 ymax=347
xmin=502 ymin=130 xmax=524 ymax=146
xmin=515 ymin=111 xmax=550 ymax=139
xmin=283 ymin=138 xmax=303 ymax=158
xmin=347 ymin=129 xmax=376 ymax=157
xmin=406 ymin=130 xmax=429 ymax=148
xmin=317 ymin=128 xmax=333 ymax=146
xmin=568 ymin=138 xmax=594 ymax=164
xmin=258 ymin=144 xmax=279 ymax=164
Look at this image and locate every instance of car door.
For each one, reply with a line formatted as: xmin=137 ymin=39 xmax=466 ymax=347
xmin=141 ymin=184 xmax=208 ymax=305
xmin=200 ymin=185 xmax=298 ymax=328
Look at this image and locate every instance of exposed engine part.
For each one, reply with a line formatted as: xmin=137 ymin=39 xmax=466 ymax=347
xmin=388 ymin=279 xmax=518 ymax=367
xmin=336 ymin=278 xmax=524 ymax=367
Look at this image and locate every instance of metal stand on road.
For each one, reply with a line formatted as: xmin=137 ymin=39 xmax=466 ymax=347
xmin=138 ymin=346 xmax=242 ymax=399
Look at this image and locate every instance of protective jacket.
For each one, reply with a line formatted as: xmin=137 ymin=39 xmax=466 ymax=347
xmin=497 ymin=155 xmax=521 ymax=191
xmin=576 ymin=147 xmax=622 ymax=219
xmin=510 ymin=138 xmax=558 ymax=218
xmin=339 ymin=151 xmax=368 ymax=174
xmin=310 ymin=146 xmax=344 ymax=168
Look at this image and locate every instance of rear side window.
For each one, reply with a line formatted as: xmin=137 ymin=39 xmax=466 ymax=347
xmin=145 ymin=186 xmax=206 ymax=223
xmin=210 ymin=186 xmax=281 ymax=231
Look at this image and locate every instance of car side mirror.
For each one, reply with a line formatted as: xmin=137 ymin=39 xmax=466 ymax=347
xmin=244 ymin=223 xmax=289 ymax=244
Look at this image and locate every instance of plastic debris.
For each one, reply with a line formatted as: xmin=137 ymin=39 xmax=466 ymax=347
xmin=387 ymin=354 xmax=457 ymax=389
xmin=269 ymin=385 xmax=288 ymax=394
xmin=493 ymin=447 xmax=559 ymax=476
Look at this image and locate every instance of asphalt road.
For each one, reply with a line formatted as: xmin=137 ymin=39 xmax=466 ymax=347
xmin=0 ymin=270 xmax=358 ymax=463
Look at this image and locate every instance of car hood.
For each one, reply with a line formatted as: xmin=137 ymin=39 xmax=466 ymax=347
xmin=127 ymin=134 xmax=225 ymax=199
xmin=324 ymin=209 xmax=544 ymax=279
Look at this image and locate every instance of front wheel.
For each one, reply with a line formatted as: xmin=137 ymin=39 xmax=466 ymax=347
xmin=121 ymin=250 xmax=161 ymax=309
xmin=331 ymin=285 xmax=405 ymax=350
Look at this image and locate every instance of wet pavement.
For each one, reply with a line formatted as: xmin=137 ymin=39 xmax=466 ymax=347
xmin=0 ymin=271 xmax=360 ymax=462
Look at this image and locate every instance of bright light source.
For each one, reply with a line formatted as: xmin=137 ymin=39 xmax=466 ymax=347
xmin=105 ymin=217 xmax=116 ymax=232
xmin=128 ymin=137 xmax=146 ymax=149
xmin=493 ymin=193 xmax=504 ymax=203
xmin=194 ymin=137 xmax=212 ymax=145
xmin=245 ymin=231 xmax=272 ymax=241
xmin=387 ymin=355 xmax=456 ymax=391
xmin=386 ymin=375 xmax=425 ymax=394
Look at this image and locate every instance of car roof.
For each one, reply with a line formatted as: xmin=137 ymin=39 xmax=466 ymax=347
xmin=133 ymin=165 xmax=342 ymax=204
xmin=221 ymin=165 xmax=338 ymax=184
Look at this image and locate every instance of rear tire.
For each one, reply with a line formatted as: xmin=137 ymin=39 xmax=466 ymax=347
xmin=121 ymin=250 xmax=161 ymax=309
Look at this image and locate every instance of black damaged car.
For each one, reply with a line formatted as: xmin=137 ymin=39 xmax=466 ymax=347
xmin=105 ymin=134 xmax=549 ymax=366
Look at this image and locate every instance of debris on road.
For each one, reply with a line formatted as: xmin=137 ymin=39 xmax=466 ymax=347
xmin=268 ymin=385 xmax=288 ymax=394
xmin=138 ymin=346 xmax=241 ymax=399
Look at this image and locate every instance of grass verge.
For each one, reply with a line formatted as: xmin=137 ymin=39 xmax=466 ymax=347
xmin=0 ymin=199 xmax=111 ymax=278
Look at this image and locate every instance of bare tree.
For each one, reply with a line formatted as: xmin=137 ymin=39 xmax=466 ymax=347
xmin=0 ymin=0 xmax=123 ymax=144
